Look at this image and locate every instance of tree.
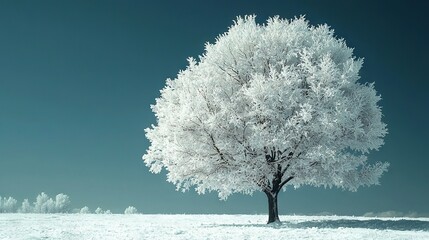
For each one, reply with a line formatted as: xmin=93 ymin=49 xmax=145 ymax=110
xmin=55 ymin=193 xmax=71 ymax=213
xmin=95 ymin=207 xmax=103 ymax=214
xmin=19 ymin=199 xmax=33 ymax=213
xmin=80 ymin=206 xmax=91 ymax=214
xmin=0 ymin=196 xmax=18 ymax=213
xmin=33 ymin=192 xmax=71 ymax=213
xmin=124 ymin=206 xmax=138 ymax=214
xmin=34 ymin=192 xmax=50 ymax=213
xmin=143 ymin=16 xmax=388 ymax=223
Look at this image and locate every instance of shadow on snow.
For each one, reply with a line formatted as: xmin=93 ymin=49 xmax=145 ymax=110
xmin=213 ymin=219 xmax=429 ymax=232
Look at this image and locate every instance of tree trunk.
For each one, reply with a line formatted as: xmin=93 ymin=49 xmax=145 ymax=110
xmin=265 ymin=191 xmax=280 ymax=224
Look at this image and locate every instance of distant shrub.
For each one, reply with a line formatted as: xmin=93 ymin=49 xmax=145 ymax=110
xmin=55 ymin=194 xmax=71 ymax=213
xmin=34 ymin=192 xmax=54 ymax=213
xmin=79 ymin=206 xmax=91 ymax=214
xmin=94 ymin=207 xmax=112 ymax=214
xmin=19 ymin=199 xmax=33 ymax=213
xmin=124 ymin=206 xmax=138 ymax=214
xmin=95 ymin=207 xmax=103 ymax=214
xmin=0 ymin=192 xmax=135 ymax=215
xmin=0 ymin=196 xmax=18 ymax=213
xmin=33 ymin=192 xmax=70 ymax=213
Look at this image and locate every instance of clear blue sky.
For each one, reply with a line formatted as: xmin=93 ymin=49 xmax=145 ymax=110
xmin=1 ymin=0 xmax=428 ymax=215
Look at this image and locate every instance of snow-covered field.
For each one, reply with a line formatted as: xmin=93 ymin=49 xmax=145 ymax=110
xmin=1 ymin=214 xmax=428 ymax=240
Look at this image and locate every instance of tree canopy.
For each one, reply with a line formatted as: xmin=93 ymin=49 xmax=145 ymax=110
xmin=143 ymin=16 xmax=388 ymax=221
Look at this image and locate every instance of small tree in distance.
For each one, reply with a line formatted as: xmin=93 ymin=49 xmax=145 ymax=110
xmin=19 ymin=199 xmax=33 ymax=213
xmin=0 ymin=196 xmax=18 ymax=213
xmin=55 ymin=193 xmax=71 ymax=213
xmin=143 ymin=16 xmax=388 ymax=223
xmin=33 ymin=192 xmax=71 ymax=213
xmin=79 ymin=206 xmax=91 ymax=214
xmin=95 ymin=207 xmax=103 ymax=214
xmin=124 ymin=206 xmax=138 ymax=214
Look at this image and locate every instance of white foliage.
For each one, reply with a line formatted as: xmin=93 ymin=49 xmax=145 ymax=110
xmin=33 ymin=192 xmax=71 ymax=213
xmin=0 ymin=196 xmax=18 ymax=213
xmin=19 ymin=199 xmax=33 ymax=213
xmin=94 ymin=207 xmax=111 ymax=214
xmin=124 ymin=206 xmax=138 ymax=214
xmin=143 ymin=15 xmax=388 ymax=199
xmin=0 ymin=193 xmax=115 ymax=214
xmin=79 ymin=206 xmax=91 ymax=214
xmin=95 ymin=207 xmax=103 ymax=214
xmin=55 ymin=193 xmax=71 ymax=213
xmin=34 ymin=193 xmax=55 ymax=213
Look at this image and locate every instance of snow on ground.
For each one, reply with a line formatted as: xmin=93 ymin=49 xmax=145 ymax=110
xmin=1 ymin=214 xmax=428 ymax=240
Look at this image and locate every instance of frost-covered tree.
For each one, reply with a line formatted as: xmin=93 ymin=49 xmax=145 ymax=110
xmin=95 ymin=207 xmax=103 ymax=214
xmin=124 ymin=206 xmax=138 ymax=214
xmin=143 ymin=16 xmax=388 ymax=223
xmin=55 ymin=193 xmax=71 ymax=213
xmin=79 ymin=206 xmax=91 ymax=214
xmin=0 ymin=192 xmax=72 ymax=214
xmin=34 ymin=192 xmax=51 ymax=213
xmin=0 ymin=196 xmax=3 ymax=213
xmin=33 ymin=192 xmax=71 ymax=213
xmin=19 ymin=199 xmax=33 ymax=213
xmin=0 ymin=196 xmax=18 ymax=213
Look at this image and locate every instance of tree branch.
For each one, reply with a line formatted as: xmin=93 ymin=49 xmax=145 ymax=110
xmin=217 ymin=64 xmax=242 ymax=83
xmin=281 ymin=164 xmax=290 ymax=176
xmin=209 ymin=134 xmax=226 ymax=163
xmin=279 ymin=176 xmax=294 ymax=190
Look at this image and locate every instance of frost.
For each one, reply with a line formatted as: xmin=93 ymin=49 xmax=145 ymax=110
xmin=1 ymin=193 xmax=71 ymax=213
xmin=0 ymin=196 xmax=18 ymax=213
xmin=79 ymin=206 xmax=91 ymax=214
xmin=19 ymin=199 xmax=33 ymax=213
xmin=0 ymin=193 xmax=141 ymax=214
xmin=0 ymin=214 xmax=428 ymax=239
xmin=124 ymin=206 xmax=138 ymax=214
xmin=33 ymin=192 xmax=71 ymax=213
xmin=143 ymin=15 xmax=388 ymax=219
xmin=95 ymin=207 xmax=103 ymax=214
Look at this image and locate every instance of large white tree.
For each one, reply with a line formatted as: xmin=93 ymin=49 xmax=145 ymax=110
xmin=143 ymin=16 xmax=388 ymax=223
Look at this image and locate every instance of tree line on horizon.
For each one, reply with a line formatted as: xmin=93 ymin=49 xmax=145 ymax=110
xmin=0 ymin=192 xmax=139 ymax=214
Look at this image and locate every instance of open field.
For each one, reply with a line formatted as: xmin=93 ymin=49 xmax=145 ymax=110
xmin=1 ymin=214 xmax=428 ymax=239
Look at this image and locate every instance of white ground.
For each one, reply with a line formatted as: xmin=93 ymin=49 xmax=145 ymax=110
xmin=1 ymin=214 xmax=428 ymax=240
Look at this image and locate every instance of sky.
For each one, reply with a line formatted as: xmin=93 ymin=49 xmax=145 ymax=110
xmin=0 ymin=0 xmax=428 ymax=216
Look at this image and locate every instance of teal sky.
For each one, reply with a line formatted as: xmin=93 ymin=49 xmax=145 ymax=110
xmin=1 ymin=0 xmax=428 ymax=215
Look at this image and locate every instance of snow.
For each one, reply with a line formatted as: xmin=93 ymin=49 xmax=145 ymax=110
xmin=1 ymin=214 xmax=428 ymax=239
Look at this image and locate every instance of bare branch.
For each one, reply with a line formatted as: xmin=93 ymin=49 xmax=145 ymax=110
xmin=209 ymin=134 xmax=226 ymax=163
xmin=279 ymin=176 xmax=294 ymax=190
